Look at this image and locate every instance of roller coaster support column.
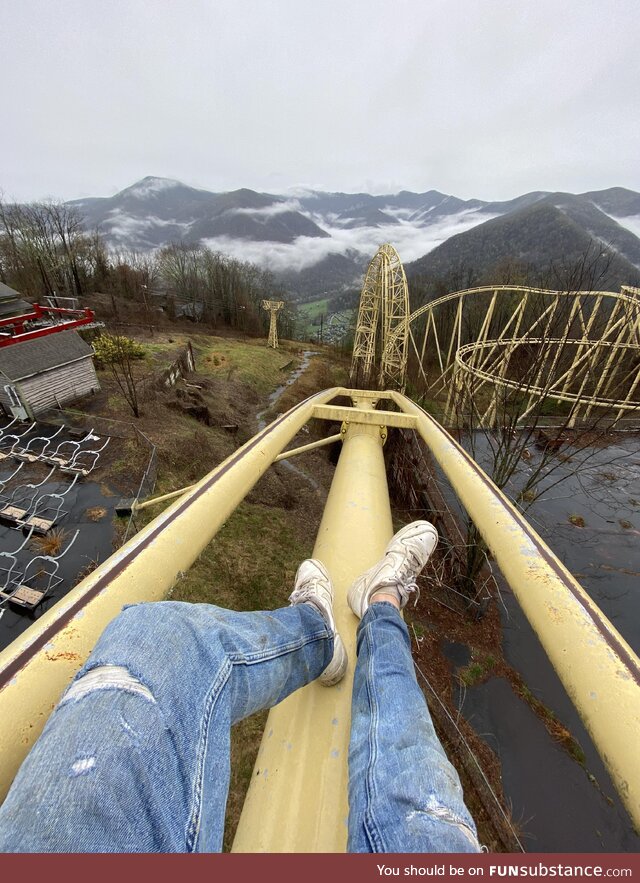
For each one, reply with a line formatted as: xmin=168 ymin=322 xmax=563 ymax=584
xmin=233 ymin=391 xmax=394 ymax=852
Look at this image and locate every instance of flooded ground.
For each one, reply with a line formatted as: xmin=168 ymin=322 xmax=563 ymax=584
xmin=0 ymin=423 xmax=118 ymax=653
xmin=450 ymin=432 xmax=640 ymax=851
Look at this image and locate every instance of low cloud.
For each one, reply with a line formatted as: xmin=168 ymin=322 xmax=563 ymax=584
xmin=230 ymin=198 xmax=304 ymax=218
xmin=105 ymin=210 xmax=190 ymax=242
xmin=203 ymin=210 xmax=498 ymax=275
xmin=606 ymin=213 xmax=640 ymax=241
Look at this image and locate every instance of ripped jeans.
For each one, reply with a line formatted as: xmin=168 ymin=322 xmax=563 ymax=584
xmin=0 ymin=601 xmax=480 ymax=853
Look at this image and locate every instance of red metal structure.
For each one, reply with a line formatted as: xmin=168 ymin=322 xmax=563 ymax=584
xmin=0 ymin=305 xmax=96 ymax=348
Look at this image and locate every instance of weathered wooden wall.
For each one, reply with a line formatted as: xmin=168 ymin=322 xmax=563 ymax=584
xmin=13 ymin=357 xmax=100 ymax=417
xmin=156 ymin=342 xmax=195 ymax=390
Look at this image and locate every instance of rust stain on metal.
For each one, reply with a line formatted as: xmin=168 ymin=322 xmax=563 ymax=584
xmin=44 ymin=651 xmax=81 ymax=663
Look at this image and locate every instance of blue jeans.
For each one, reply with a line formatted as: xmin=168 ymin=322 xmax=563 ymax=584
xmin=0 ymin=601 xmax=480 ymax=853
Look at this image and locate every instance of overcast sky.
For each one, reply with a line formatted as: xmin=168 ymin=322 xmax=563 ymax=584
xmin=2 ymin=0 xmax=639 ymax=203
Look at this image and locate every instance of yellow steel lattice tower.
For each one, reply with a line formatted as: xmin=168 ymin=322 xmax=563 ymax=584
xmin=350 ymin=244 xmax=409 ymax=391
xmin=262 ymin=299 xmax=284 ymax=349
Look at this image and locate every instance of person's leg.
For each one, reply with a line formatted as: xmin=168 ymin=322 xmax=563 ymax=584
xmin=348 ymin=602 xmax=480 ymax=852
xmin=347 ymin=522 xmax=481 ymax=853
xmin=0 ymin=561 xmax=345 ymax=853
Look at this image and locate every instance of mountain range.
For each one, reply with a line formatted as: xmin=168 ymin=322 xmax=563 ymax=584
xmin=69 ymin=178 xmax=640 ymax=303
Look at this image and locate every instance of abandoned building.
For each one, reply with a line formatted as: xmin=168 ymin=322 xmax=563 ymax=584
xmin=0 ymin=331 xmax=100 ymax=419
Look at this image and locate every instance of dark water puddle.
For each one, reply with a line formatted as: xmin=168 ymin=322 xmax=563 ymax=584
xmin=456 ymin=677 xmax=638 ymax=851
xmin=443 ymin=640 xmax=471 ymax=669
xmin=0 ymin=475 xmax=117 ymax=653
xmin=525 ymin=445 xmax=640 ymax=653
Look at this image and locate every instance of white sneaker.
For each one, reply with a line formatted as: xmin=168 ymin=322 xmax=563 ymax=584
xmin=288 ymin=558 xmax=348 ymax=686
xmin=347 ymin=521 xmax=438 ymax=619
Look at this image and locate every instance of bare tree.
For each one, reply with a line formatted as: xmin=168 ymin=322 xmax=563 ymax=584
xmin=42 ymin=201 xmax=87 ymax=298
xmin=0 ymin=196 xmax=97 ymax=299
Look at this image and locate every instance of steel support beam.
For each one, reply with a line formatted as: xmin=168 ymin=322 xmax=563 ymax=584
xmin=233 ymin=405 xmax=393 ymax=851
xmin=396 ymin=285 xmax=640 ymax=427
xmin=350 ymin=244 xmax=409 ymax=390
xmin=312 ymin=403 xmax=417 ymax=429
xmin=132 ymin=484 xmax=196 ymax=512
xmin=262 ymin=300 xmax=284 ymax=349
xmin=274 ymin=432 xmax=344 ymax=461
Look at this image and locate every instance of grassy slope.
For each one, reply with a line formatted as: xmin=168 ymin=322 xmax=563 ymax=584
xmin=101 ymin=332 xmax=304 ymax=491
xmin=100 ymin=330 xmax=349 ymax=849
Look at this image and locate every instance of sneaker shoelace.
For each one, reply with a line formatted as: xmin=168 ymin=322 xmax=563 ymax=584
xmin=371 ymin=543 xmax=423 ymax=608
xmin=370 ymin=577 xmax=421 ymax=608
xmin=398 ymin=579 xmax=420 ymax=608
xmin=289 ymin=584 xmax=313 ymax=604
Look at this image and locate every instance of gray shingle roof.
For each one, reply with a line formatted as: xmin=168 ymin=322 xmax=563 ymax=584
xmin=0 ymin=281 xmax=31 ymax=318
xmin=0 ymin=331 xmax=93 ymax=382
xmin=0 ymin=281 xmax=21 ymax=301
xmin=0 ymin=297 xmax=32 ymax=319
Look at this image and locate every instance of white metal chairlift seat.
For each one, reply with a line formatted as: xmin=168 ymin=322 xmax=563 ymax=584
xmin=0 ymin=418 xmax=19 ymax=440
xmin=13 ymin=426 xmax=64 ymax=464
xmin=0 ymin=527 xmax=36 ymax=621
xmin=0 ymin=467 xmax=57 ymax=527
xmin=23 ymin=473 xmax=79 ymax=534
xmin=0 ymin=423 xmax=36 ymax=462
xmin=0 ymin=462 xmax=24 ymax=493
xmin=3 ymin=530 xmax=79 ymax=614
xmin=60 ymin=437 xmax=110 ymax=477
xmin=42 ymin=429 xmax=96 ymax=469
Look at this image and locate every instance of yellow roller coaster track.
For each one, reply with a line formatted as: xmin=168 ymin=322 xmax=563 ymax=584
xmin=0 ymin=251 xmax=638 ymax=850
